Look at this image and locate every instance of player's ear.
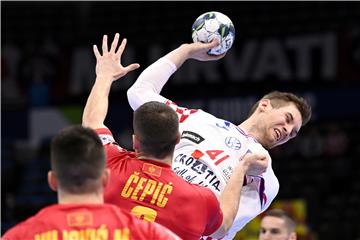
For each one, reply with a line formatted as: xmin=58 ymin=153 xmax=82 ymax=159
xmin=176 ymin=132 xmax=181 ymax=144
xmin=102 ymin=168 xmax=110 ymax=188
xmin=258 ymin=99 xmax=271 ymax=112
xmin=48 ymin=170 xmax=58 ymax=192
xmin=132 ymin=134 xmax=140 ymax=151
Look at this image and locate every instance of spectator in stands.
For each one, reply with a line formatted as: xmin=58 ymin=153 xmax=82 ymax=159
xmin=259 ymin=209 xmax=297 ymax=240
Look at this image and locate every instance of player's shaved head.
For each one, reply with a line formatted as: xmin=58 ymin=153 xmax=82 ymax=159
xmin=133 ymin=101 xmax=179 ymax=159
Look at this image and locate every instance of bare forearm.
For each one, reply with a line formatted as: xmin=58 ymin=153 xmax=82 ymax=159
xmin=213 ymin=153 xmax=267 ymax=237
xmin=163 ymin=44 xmax=191 ymax=69
xmin=215 ymin=165 xmax=246 ymax=237
xmin=127 ymin=58 xmax=176 ymax=110
xmin=164 ymin=41 xmax=224 ymax=69
xmin=82 ymin=76 xmax=113 ymax=129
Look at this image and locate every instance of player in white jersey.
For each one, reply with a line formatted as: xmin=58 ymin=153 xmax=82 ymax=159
xmin=127 ymin=40 xmax=312 ymax=239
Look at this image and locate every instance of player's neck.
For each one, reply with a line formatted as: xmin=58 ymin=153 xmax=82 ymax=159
xmin=57 ymin=190 xmax=104 ymax=205
xmin=239 ymin=118 xmax=261 ymax=142
xmin=138 ymin=154 xmax=173 ymax=166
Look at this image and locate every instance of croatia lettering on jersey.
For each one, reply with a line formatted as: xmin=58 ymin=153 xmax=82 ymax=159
xmin=166 ymin=100 xmax=280 ymax=240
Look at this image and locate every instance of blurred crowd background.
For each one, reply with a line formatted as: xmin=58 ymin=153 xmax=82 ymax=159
xmin=2 ymin=2 xmax=360 ymax=239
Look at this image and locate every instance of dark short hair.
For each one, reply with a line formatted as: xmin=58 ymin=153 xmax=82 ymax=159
xmin=51 ymin=125 xmax=105 ymax=194
xmin=133 ymin=101 xmax=179 ymax=159
xmin=264 ymin=209 xmax=296 ymax=233
xmin=248 ymin=91 xmax=312 ymax=126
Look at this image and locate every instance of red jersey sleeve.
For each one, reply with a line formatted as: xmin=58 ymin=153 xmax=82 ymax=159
xmin=95 ymin=128 xmax=136 ymax=167
xmin=201 ymin=188 xmax=224 ymax=236
xmin=95 ymin=128 xmax=122 ymax=147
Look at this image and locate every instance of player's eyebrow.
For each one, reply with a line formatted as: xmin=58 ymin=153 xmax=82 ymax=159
xmin=287 ymin=112 xmax=294 ymax=122
xmin=287 ymin=112 xmax=299 ymax=137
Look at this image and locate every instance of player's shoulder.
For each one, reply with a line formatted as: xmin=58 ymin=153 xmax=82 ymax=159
xmin=2 ymin=214 xmax=45 ymax=239
xmin=251 ymin=142 xmax=270 ymax=155
xmin=105 ymin=144 xmax=137 ymax=164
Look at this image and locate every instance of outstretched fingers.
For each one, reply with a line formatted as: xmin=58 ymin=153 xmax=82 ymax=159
xmin=102 ymin=34 xmax=108 ymax=54
xmin=113 ymin=63 xmax=140 ymax=79
xmin=115 ymin=38 xmax=127 ymax=58
xmin=110 ymin=33 xmax=120 ymax=54
xmin=124 ymin=63 xmax=140 ymax=73
xmin=93 ymin=45 xmax=101 ymax=59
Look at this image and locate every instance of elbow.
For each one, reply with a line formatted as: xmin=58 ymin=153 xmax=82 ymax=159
xmin=210 ymin=216 xmax=233 ymax=239
xmin=82 ymin=113 xmax=90 ymax=127
xmin=221 ymin=216 xmax=233 ymax=234
xmin=82 ymin=114 xmax=104 ymax=130
xmin=127 ymin=87 xmax=140 ymax=110
xmin=217 ymin=206 xmax=237 ymax=235
xmin=82 ymin=118 xmax=95 ymax=129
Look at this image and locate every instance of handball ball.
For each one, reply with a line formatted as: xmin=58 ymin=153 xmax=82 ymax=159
xmin=191 ymin=11 xmax=235 ymax=55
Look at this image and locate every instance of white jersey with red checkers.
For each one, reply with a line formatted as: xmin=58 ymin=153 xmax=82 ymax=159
xmin=127 ymin=57 xmax=280 ymax=240
xmin=167 ymin=100 xmax=279 ymax=240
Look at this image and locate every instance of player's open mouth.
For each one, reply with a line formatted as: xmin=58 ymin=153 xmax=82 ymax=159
xmin=274 ymin=128 xmax=281 ymax=141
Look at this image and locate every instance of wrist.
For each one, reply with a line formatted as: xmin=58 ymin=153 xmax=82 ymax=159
xmin=179 ymin=44 xmax=192 ymax=60
xmin=237 ymin=161 xmax=249 ymax=174
xmin=95 ymin=74 xmax=115 ymax=83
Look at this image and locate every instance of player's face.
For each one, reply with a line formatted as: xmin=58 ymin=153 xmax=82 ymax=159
xmin=262 ymin=103 xmax=302 ymax=149
xmin=259 ymin=216 xmax=293 ymax=240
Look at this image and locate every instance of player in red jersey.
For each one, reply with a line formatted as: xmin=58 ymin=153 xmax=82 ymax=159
xmin=82 ymin=33 xmax=268 ymax=239
xmin=2 ymin=126 xmax=180 ymax=240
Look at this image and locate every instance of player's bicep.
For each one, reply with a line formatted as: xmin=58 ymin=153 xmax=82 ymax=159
xmin=127 ymin=57 xmax=177 ymax=110
xmin=127 ymin=84 xmax=169 ymax=110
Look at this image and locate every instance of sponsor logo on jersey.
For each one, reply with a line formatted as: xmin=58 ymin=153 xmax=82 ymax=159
xmin=216 ymin=120 xmax=231 ymax=131
xmin=173 ymin=153 xmax=221 ymax=192
xmin=181 ymin=131 xmax=205 ymax=144
xmin=98 ymin=134 xmax=115 ymax=145
xmin=222 ymin=166 xmax=233 ymax=181
xmin=225 ymin=137 xmax=241 ymax=150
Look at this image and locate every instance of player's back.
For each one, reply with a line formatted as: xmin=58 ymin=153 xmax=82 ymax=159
xmin=104 ymin=150 xmax=223 ymax=239
xmin=102 ymin=141 xmax=223 ymax=240
xmin=2 ymin=203 xmax=179 ymax=240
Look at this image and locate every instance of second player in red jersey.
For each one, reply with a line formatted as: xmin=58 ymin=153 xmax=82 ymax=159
xmin=3 ymin=203 xmax=179 ymax=240
xmin=2 ymin=126 xmax=180 ymax=240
